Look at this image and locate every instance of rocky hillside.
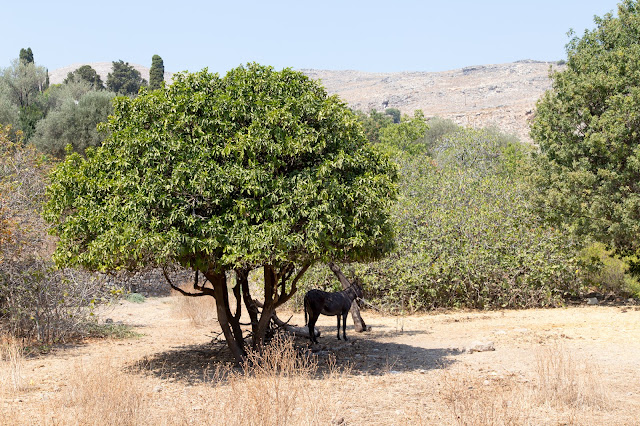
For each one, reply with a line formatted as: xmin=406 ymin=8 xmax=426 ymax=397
xmin=303 ymin=60 xmax=562 ymax=143
xmin=51 ymin=60 xmax=562 ymax=143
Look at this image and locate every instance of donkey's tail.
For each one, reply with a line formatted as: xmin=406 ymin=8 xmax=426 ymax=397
xmin=304 ymin=295 xmax=308 ymax=326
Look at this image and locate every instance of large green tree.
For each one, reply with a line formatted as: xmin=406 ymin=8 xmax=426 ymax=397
xmin=106 ymin=60 xmax=146 ymax=96
xmin=44 ymin=64 xmax=397 ymax=362
xmin=531 ymin=0 xmax=640 ymax=259
xmin=149 ymin=54 xmax=164 ymax=90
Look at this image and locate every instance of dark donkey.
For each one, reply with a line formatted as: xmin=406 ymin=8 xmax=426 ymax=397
xmin=304 ymin=282 xmax=363 ymax=344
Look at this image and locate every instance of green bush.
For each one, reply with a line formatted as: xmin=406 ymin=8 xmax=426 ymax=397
xmin=422 ymin=117 xmax=461 ymax=148
xmin=125 ymin=293 xmax=146 ymax=303
xmin=578 ymin=242 xmax=640 ymax=297
xmin=299 ymin=124 xmax=585 ymax=312
xmin=0 ymin=130 xmax=115 ymax=342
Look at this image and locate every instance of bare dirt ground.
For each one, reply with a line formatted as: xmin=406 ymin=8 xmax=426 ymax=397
xmin=3 ymin=296 xmax=640 ymax=425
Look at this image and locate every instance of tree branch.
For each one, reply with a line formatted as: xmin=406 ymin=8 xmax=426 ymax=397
xmin=275 ymin=262 xmax=311 ymax=308
xmin=162 ymin=268 xmax=212 ymax=297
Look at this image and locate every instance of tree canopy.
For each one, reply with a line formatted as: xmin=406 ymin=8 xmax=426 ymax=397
xmin=44 ymin=63 xmax=397 ymax=361
xmin=106 ymin=60 xmax=146 ymax=96
xmin=19 ymin=48 xmax=34 ymax=65
xmin=64 ymin=65 xmax=105 ymax=90
xmin=31 ymin=89 xmax=115 ymax=157
xmin=531 ymin=0 xmax=640 ymax=260
xmin=0 ymin=57 xmax=48 ymax=140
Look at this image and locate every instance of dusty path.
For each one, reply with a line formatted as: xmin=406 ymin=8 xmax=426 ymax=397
xmin=3 ymin=296 xmax=640 ymax=425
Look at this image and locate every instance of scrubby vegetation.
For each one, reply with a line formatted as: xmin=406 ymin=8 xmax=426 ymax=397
xmin=299 ymin=115 xmax=589 ymax=311
xmin=0 ymin=126 xmax=114 ymax=343
xmin=362 ymin=125 xmax=585 ymax=310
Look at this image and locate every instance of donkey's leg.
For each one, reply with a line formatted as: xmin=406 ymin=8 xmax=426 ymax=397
xmin=336 ymin=315 xmax=341 ymax=340
xmin=342 ymin=311 xmax=348 ymax=340
xmin=309 ymin=314 xmax=319 ymax=344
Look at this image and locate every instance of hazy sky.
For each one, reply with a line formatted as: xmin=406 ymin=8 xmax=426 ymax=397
xmin=1 ymin=0 xmax=622 ymax=74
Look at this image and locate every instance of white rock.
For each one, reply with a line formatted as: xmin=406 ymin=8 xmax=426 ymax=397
xmin=466 ymin=341 xmax=495 ymax=353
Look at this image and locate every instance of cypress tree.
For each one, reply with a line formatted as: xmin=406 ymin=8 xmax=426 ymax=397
xmin=149 ymin=54 xmax=164 ymax=90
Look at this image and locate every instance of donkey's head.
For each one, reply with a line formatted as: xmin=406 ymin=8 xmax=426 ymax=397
xmin=351 ymin=278 xmax=364 ymax=300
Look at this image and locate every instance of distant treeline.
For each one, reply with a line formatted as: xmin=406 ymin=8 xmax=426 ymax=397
xmin=0 ymin=49 xmax=165 ymax=156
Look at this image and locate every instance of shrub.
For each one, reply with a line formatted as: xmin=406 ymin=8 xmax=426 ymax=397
xmin=578 ymin=242 xmax=640 ymax=297
xmin=299 ymin=125 xmax=584 ymax=311
xmin=357 ymin=152 xmax=582 ymax=311
xmin=0 ymin=127 xmax=113 ymax=342
xmin=422 ymin=117 xmax=461 ymax=148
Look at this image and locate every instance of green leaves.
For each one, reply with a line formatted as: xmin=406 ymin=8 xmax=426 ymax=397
xmin=531 ymin=1 xmax=640 ymax=257
xmin=349 ymin=126 xmax=581 ymax=311
xmin=44 ymin=64 xmax=397 ymax=274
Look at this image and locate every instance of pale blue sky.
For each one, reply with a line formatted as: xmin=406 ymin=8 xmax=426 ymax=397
xmin=1 ymin=0 xmax=622 ymax=74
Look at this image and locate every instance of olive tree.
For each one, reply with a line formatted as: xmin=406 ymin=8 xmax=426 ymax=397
xmin=31 ymin=90 xmax=115 ymax=157
xmin=531 ymin=0 xmax=640 ymax=260
xmin=44 ymin=64 xmax=397 ymax=363
xmin=0 ymin=58 xmax=48 ymax=139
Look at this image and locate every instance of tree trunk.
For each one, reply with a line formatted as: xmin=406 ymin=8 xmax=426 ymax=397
xmin=328 ymin=262 xmax=367 ymax=332
xmin=253 ymin=299 xmax=320 ymax=339
xmin=237 ymin=268 xmax=259 ymax=337
xmin=225 ymin=278 xmax=246 ymax=352
xmin=205 ymin=270 xmax=246 ymax=364
xmin=254 ymin=265 xmax=277 ymax=350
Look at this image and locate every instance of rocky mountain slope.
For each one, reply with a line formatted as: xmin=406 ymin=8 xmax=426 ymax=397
xmin=303 ymin=60 xmax=562 ymax=143
xmin=51 ymin=60 xmax=562 ymax=143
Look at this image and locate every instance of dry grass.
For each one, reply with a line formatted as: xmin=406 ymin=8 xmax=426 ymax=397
xmin=441 ymin=369 xmax=530 ymax=425
xmin=170 ymin=289 xmax=217 ymax=327
xmin=0 ymin=334 xmax=26 ymax=395
xmin=0 ymin=341 xmax=621 ymax=426
xmin=221 ymin=334 xmax=323 ymax=425
xmin=534 ymin=342 xmax=609 ymax=410
xmin=0 ymin=335 xmax=31 ymax=426
xmin=1 ymin=334 xmax=341 ymax=426
xmin=159 ymin=333 xmax=341 ymax=425
xmin=43 ymin=358 xmax=148 ymax=425
xmin=441 ymin=343 xmax=611 ymax=425
xmin=1 ymin=305 xmax=632 ymax=426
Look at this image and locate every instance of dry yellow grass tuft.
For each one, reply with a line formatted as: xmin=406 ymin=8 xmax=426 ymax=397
xmin=170 ymin=289 xmax=217 ymax=327
xmin=48 ymin=358 xmax=148 ymax=425
xmin=441 ymin=369 xmax=530 ymax=425
xmin=534 ymin=342 xmax=609 ymax=410
xmin=0 ymin=334 xmax=26 ymax=395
